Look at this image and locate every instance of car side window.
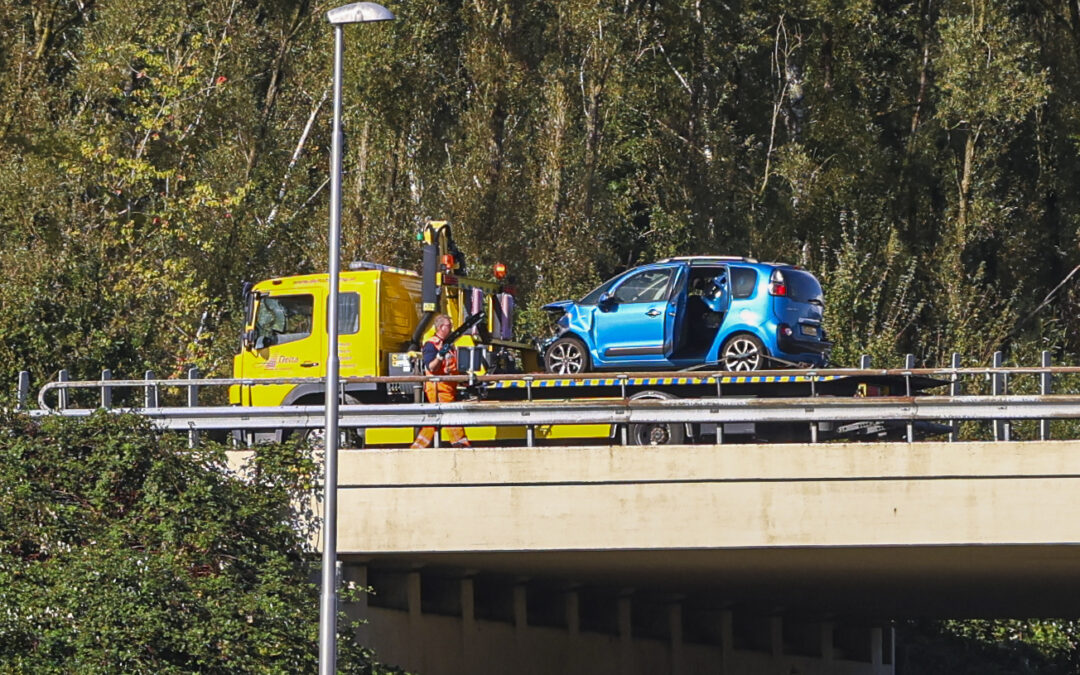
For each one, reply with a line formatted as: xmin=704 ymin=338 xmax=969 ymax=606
xmin=613 ymin=268 xmax=674 ymax=304
xmin=731 ymin=268 xmax=758 ymax=299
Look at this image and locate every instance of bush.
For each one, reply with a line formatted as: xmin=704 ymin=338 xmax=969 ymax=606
xmin=0 ymin=410 xmax=402 ymax=674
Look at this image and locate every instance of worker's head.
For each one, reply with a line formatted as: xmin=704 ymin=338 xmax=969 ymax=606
xmin=433 ymin=313 xmax=452 ymax=339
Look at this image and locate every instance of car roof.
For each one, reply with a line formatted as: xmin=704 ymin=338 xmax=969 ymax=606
xmin=657 ymin=256 xmax=757 ymax=264
xmin=656 ymin=256 xmax=804 ymax=270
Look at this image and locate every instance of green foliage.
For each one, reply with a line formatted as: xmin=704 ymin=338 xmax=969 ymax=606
xmin=3 ymin=0 xmax=1080 ymax=379
xmin=899 ymin=619 xmax=1080 ymax=674
xmin=0 ymin=411 xmax=402 ymax=674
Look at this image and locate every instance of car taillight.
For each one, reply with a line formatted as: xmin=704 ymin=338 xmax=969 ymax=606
xmin=769 ymin=269 xmax=787 ymax=296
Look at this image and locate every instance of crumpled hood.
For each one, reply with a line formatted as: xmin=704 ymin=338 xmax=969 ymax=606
xmin=541 ymin=300 xmax=575 ymax=315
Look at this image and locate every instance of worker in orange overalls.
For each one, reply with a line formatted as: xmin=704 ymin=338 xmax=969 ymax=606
xmin=411 ymin=314 xmax=471 ymax=448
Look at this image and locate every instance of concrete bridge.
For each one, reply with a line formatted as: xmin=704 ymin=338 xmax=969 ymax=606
xmin=325 ymin=439 xmax=1080 ymax=674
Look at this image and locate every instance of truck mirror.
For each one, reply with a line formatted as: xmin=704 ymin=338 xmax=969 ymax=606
xmin=243 ymin=329 xmax=256 ymax=350
xmin=255 ymin=334 xmax=275 ymax=350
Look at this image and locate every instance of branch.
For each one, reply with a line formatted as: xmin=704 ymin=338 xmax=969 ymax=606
xmin=1008 ymin=263 xmax=1080 ymax=339
xmin=265 ymin=88 xmax=329 ymax=228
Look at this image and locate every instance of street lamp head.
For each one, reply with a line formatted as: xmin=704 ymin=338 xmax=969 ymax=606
xmin=326 ymin=2 xmax=394 ymax=24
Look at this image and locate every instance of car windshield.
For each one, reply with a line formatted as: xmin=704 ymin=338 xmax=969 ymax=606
xmin=783 ymin=269 xmax=823 ymax=302
xmin=579 ymin=276 xmax=620 ymax=305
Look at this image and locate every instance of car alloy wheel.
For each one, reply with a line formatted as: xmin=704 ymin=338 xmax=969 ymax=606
xmin=546 ymin=337 xmax=588 ymax=374
xmin=722 ymin=335 xmax=764 ymax=371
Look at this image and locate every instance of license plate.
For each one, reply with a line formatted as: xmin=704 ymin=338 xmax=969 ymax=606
xmin=800 ymin=324 xmax=818 ymax=336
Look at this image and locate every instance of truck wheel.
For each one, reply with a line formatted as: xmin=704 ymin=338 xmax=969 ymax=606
xmin=721 ymin=334 xmax=766 ymax=371
xmin=630 ymin=422 xmax=686 ymax=446
xmin=628 ymin=391 xmax=687 ymax=446
xmin=295 ymin=394 xmax=362 ymax=448
xmin=545 ymin=336 xmax=590 ymax=374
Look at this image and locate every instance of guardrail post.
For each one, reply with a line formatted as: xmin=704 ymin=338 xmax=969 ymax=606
xmin=618 ymin=374 xmax=629 ymax=445
xmin=524 ymin=377 xmax=534 ymax=448
xmin=144 ymin=370 xmax=158 ymax=409
xmin=432 ymin=377 xmax=441 ymax=448
xmin=101 ymin=369 xmax=112 ymax=409
xmin=1040 ymin=350 xmax=1052 ymax=441
xmin=991 ymin=351 xmax=1006 ymax=441
xmin=58 ymin=369 xmax=69 ymax=411
xmin=948 ymin=353 xmax=961 ymax=442
xmin=188 ymin=367 xmax=200 ymax=448
xmin=16 ymin=371 xmax=30 ymax=410
xmin=904 ymin=354 xmax=915 ymax=442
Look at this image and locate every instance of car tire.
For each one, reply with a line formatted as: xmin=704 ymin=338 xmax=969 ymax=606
xmin=721 ymin=334 xmax=766 ymax=371
xmin=545 ymin=336 xmax=591 ymax=374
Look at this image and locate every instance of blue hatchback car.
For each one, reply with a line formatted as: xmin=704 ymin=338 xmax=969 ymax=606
xmin=541 ymin=257 xmax=831 ymax=373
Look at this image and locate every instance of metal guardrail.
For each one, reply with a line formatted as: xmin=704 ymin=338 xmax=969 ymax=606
xmin=27 ymin=395 xmax=1080 ymax=429
xmin=16 ymin=350 xmax=1080 ymax=446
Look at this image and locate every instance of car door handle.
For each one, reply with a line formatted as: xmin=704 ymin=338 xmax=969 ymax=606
xmin=300 ymin=361 xmax=319 ymax=368
xmin=646 ymin=308 xmax=660 ymax=317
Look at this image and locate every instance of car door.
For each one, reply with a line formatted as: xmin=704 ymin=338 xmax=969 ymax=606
xmin=663 ymin=264 xmax=689 ymax=357
xmin=591 ymin=265 xmax=676 ymax=365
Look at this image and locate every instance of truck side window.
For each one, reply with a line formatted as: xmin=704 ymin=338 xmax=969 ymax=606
xmin=327 ymin=292 xmax=360 ymax=335
xmin=255 ymin=294 xmax=314 ymax=346
xmin=730 ymin=268 xmax=758 ymax=299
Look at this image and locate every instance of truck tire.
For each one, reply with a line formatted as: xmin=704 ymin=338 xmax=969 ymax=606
xmin=545 ymin=336 xmax=590 ymax=374
xmin=721 ymin=334 xmax=766 ymax=371
xmin=628 ymin=391 xmax=687 ymax=446
xmin=294 ymin=394 xmax=363 ymax=449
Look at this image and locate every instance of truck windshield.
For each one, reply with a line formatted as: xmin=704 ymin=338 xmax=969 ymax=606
xmin=783 ymin=269 xmax=823 ymax=303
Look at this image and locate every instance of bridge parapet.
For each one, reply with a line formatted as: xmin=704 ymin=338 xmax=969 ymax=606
xmin=334 ymin=440 xmax=1080 ymax=618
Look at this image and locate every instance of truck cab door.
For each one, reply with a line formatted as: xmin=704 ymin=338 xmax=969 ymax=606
xmin=591 ymin=265 xmax=675 ymax=366
xmin=241 ymin=291 xmax=325 ymax=406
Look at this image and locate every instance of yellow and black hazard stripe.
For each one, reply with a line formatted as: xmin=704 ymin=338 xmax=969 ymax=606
xmin=491 ymin=374 xmax=838 ymax=389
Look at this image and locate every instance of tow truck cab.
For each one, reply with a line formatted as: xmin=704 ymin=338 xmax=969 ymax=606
xmin=230 ymin=221 xmax=534 ymax=410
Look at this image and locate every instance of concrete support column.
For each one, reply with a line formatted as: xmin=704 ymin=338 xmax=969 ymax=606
xmin=668 ymin=601 xmax=684 ymax=675
xmin=514 ymin=583 xmax=528 ymax=632
xmin=720 ymin=609 xmax=734 ymax=675
xmin=461 ymin=576 xmax=476 ymax=669
xmin=821 ymin=620 xmax=835 ymax=663
xmin=872 ymin=626 xmax=883 ymax=668
xmin=407 ymin=571 xmax=422 ymax=673
xmin=512 ymin=583 xmax=529 ymax=675
xmin=618 ymin=593 xmax=633 ymax=675
xmin=566 ymin=588 xmax=580 ymax=636
xmin=771 ymin=615 xmax=783 ymax=658
xmin=341 ymin=563 xmax=369 ymax=644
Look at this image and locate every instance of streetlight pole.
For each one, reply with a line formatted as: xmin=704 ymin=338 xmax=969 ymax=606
xmin=321 ymin=4 xmax=394 ymax=674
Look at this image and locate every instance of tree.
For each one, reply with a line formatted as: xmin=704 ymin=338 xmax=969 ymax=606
xmin=0 ymin=410 xmax=401 ymax=674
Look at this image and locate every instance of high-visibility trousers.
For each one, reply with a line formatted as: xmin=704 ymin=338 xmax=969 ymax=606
xmin=411 ymin=381 xmax=470 ymax=448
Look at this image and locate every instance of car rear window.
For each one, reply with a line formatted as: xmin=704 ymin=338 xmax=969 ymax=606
xmin=783 ymin=269 xmax=823 ymax=302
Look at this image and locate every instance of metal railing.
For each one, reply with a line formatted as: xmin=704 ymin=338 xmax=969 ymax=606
xmin=16 ymin=351 xmax=1080 ymax=447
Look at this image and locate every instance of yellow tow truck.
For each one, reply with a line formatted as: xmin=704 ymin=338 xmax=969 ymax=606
xmin=230 ymin=220 xmax=542 ymax=444
xmin=231 ymin=220 xmax=944 ymax=446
